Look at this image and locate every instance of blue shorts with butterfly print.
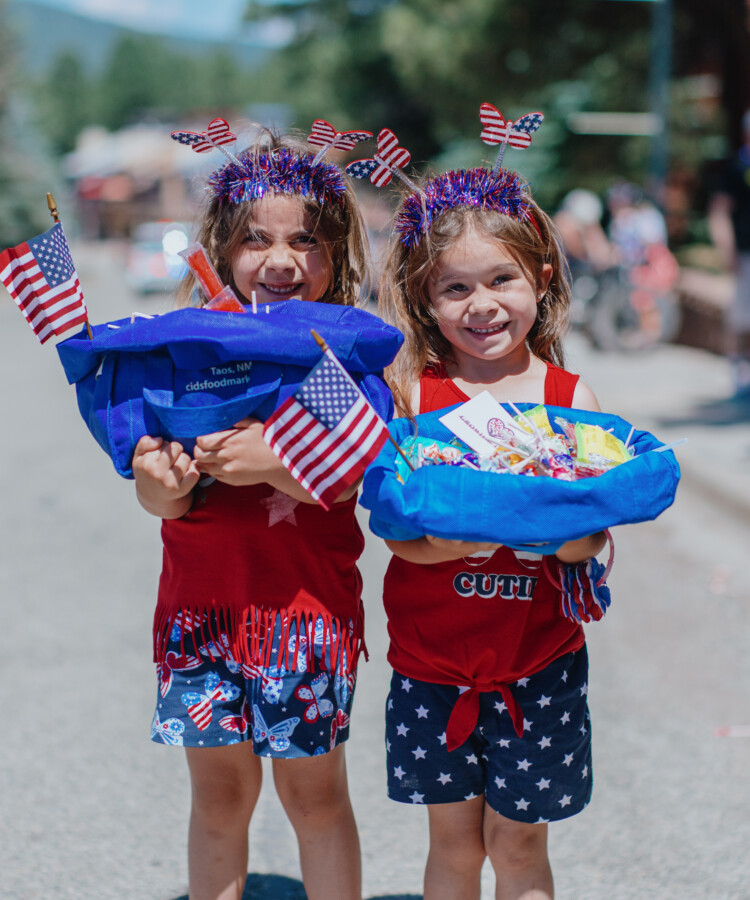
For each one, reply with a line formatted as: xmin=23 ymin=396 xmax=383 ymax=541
xmin=150 ymin=613 xmax=357 ymax=758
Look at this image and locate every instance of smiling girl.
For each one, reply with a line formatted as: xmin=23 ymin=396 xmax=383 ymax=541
xmin=132 ymin=128 xmax=376 ymax=900
xmin=377 ymin=168 xmax=606 ymax=900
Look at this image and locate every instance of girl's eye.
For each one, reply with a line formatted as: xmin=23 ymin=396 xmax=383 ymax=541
xmin=243 ymin=234 xmax=266 ymax=247
xmin=445 ymin=283 xmax=468 ymax=295
xmin=493 ymin=274 xmax=513 ymax=286
xmin=292 ymin=234 xmax=317 ymax=248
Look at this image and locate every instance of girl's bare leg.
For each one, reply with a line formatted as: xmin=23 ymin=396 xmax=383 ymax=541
xmin=483 ymin=806 xmax=553 ymax=900
xmin=185 ymin=744 xmax=263 ymax=900
xmin=272 ymin=744 xmax=361 ymax=900
xmin=424 ymin=796 xmax=486 ymax=900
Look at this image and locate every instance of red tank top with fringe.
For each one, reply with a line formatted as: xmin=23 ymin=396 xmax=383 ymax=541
xmin=154 ymin=481 xmax=365 ymax=677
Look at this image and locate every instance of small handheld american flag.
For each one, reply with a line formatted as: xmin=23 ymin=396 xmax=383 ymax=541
xmin=0 ymin=221 xmax=88 ymax=344
xmin=263 ymin=331 xmax=390 ymax=510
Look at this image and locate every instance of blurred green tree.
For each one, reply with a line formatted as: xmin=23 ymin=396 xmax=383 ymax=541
xmin=243 ymin=0 xmax=750 ymax=214
xmin=35 ymin=52 xmax=93 ymax=154
xmin=0 ymin=0 xmax=57 ymax=246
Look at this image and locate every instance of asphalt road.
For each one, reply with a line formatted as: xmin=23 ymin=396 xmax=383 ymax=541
xmin=1 ymin=241 xmax=749 ymax=900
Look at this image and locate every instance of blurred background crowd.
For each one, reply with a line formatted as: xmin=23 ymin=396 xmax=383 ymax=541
xmin=1 ymin=0 xmax=749 ymax=391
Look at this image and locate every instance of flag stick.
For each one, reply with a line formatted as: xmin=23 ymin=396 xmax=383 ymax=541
xmin=47 ymin=192 xmax=93 ymax=339
xmin=310 ymin=329 xmax=414 ymax=472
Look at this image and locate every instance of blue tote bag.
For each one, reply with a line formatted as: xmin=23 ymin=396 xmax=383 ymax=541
xmin=360 ymin=403 xmax=680 ymax=554
xmin=57 ymin=300 xmax=403 ymax=478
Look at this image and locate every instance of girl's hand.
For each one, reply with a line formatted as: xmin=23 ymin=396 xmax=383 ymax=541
xmin=194 ymin=417 xmax=353 ymax=504
xmin=193 ymin=417 xmax=278 ymax=486
xmin=555 ymin=531 xmax=607 ymax=564
xmin=132 ymin=435 xmax=200 ymax=519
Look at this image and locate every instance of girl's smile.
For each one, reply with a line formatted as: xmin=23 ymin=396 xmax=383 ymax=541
xmin=428 ymin=227 xmax=552 ymax=375
xmin=231 ymin=194 xmax=332 ymax=304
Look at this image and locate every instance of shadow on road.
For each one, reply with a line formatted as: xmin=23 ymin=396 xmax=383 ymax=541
xmin=656 ymin=391 xmax=750 ymax=429
xmin=172 ymin=873 xmax=423 ymax=899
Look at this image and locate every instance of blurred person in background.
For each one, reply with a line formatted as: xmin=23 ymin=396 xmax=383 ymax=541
xmin=554 ymin=188 xmax=614 ymax=280
xmin=708 ymin=109 xmax=750 ymax=398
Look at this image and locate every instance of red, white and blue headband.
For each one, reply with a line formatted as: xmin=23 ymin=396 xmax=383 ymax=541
xmin=345 ymin=102 xmax=545 ymax=250
xmin=171 ymin=117 xmax=372 ymax=207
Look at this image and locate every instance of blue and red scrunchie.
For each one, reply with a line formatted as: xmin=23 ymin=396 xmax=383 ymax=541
xmin=545 ymin=529 xmax=615 ymax=624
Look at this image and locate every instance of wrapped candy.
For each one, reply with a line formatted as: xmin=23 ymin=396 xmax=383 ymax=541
xmin=360 ymin=402 xmax=680 ymax=554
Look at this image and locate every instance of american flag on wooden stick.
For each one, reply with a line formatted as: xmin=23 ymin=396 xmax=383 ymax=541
xmin=0 ymin=222 xmax=88 ymax=344
xmin=263 ymin=336 xmax=390 ymax=510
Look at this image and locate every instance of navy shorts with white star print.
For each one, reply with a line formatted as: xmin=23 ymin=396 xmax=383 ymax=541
xmin=385 ymin=647 xmax=592 ymax=823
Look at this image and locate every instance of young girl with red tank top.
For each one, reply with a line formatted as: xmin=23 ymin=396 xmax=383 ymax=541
xmin=376 ymin=162 xmax=607 ymax=900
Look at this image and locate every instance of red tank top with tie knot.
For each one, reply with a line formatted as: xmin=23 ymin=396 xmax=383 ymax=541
xmin=383 ymin=361 xmax=585 ymax=749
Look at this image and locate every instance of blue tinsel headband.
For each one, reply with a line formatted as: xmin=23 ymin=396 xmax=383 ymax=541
xmin=207 ymin=147 xmax=348 ymax=207
xmin=394 ymin=167 xmax=540 ymax=251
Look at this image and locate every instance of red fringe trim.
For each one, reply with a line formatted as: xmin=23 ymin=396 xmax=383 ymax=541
xmin=153 ymin=602 xmax=365 ymax=678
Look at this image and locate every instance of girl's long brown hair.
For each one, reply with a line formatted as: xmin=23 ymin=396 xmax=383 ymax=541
xmin=175 ymin=128 xmax=370 ymax=308
xmin=378 ymin=197 xmax=571 ymax=418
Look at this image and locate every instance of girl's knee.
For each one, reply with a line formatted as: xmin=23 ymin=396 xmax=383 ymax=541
xmin=187 ymin=747 xmax=262 ymax=827
xmin=484 ymin=814 xmax=548 ymax=874
xmin=272 ymin=747 xmax=351 ymax=825
xmin=428 ymin=800 xmax=487 ymax=873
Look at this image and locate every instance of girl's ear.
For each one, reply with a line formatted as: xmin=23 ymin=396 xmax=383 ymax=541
xmin=537 ymin=263 xmax=553 ymax=301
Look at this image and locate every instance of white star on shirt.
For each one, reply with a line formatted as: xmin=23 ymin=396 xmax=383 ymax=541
xmin=494 ymin=700 xmax=507 ymax=714
xmin=523 ymin=718 xmax=533 ymax=732
xmin=409 ymin=791 xmax=425 ymax=804
xmin=466 ymin=753 xmax=479 ymax=765
xmin=497 ymin=738 xmax=511 ymax=748
xmin=260 ymin=490 xmax=299 ymax=526
xmin=563 ymin=753 xmax=574 ymax=767
xmin=515 ymin=798 xmax=530 ymax=811
xmin=536 ymin=778 xmax=551 ymax=791
xmin=560 ymin=711 xmax=571 ymax=725
xmin=580 ymin=683 xmax=588 ymax=697
xmin=581 ymin=765 xmax=589 ymax=779
xmin=401 ymin=678 xmax=413 ymax=692
xmin=494 ymin=776 xmax=507 ymax=789
xmin=465 ymin=792 xmax=479 ymax=800
xmin=538 ymin=736 xmax=552 ymax=749
xmin=412 ymin=746 xmax=427 ymax=760
xmin=415 ymin=705 xmax=429 ymax=718
xmin=517 ymin=758 xmax=532 ymax=771
xmin=385 ymin=740 xmax=391 ymax=752
xmin=516 ymin=678 xmax=530 ymax=687
xmin=559 ymin=795 xmax=572 ymax=807
xmin=387 ymin=699 xmax=394 ymax=711
xmin=393 ymin=766 xmax=405 ymax=780
xmin=437 ymin=772 xmax=452 ymax=785
xmin=438 ymin=731 xmax=447 ymax=746
xmin=561 ymin=670 xmax=568 ymax=682
xmin=537 ymin=694 xmax=551 ymax=708
xmin=396 ymin=723 xmax=409 ymax=737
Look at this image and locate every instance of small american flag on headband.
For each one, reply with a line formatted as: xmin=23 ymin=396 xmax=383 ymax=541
xmin=308 ymin=120 xmax=372 ymax=161
xmin=263 ymin=340 xmax=390 ymax=510
xmin=346 ymin=128 xmax=414 ymax=188
xmin=479 ymin=103 xmax=544 ymax=171
xmin=171 ymin=117 xmax=237 ymax=154
xmin=0 ymin=222 xmax=88 ymax=344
